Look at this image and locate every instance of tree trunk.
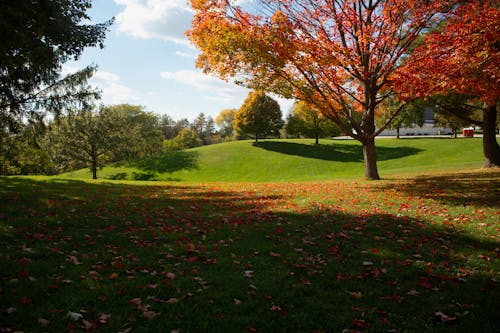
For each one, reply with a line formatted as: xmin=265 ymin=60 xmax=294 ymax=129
xmin=315 ymin=132 xmax=319 ymax=145
xmin=91 ymin=146 xmax=98 ymax=179
xmin=396 ymin=127 xmax=400 ymax=139
xmin=91 ymin=159 xmax=97 ymax=179
xmin=255 ymin=133 xmax=258 ymax=142
xmin=482 ymin=103 xmax=500 ymax=168
xmin=362 ymin=137 xmax=380 ymax=180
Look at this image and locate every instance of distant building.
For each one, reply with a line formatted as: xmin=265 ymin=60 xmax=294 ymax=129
xmin=379 ymin=107 xmax=453 ymax=136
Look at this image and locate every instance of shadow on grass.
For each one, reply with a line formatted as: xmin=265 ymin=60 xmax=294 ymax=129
xmin=253 ymin=141 xmax=423 ymax=162
xmin=375 ymin=170 xmax=500 ymax=208
xmin=109 ymin=151 xmax=199 ymax=180
xmin=0 ymin=176 xmax=498 ymax=332
xmin=132 ymin=150 xmax=199 ymax=174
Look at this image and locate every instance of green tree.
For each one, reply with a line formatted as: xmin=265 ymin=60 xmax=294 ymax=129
xmin=284 ymin=113 xmax=301 ymax=139
xmin=0 ymin=0 xmax=112 ymax=124
xmin=159 ymin=114 xmax=177 ymax=140
xmin=234 ymin=91 xmax=284 ymax=142
xmin=0 ymin=120 xmax=52 ymax=175
xmin=429 ymin=93 xmax=481 ymax=138
xmin=99 ymin=104 xmax=163 ymax=161
xmin=215 ymin=109 xmax=237 ymax=139
xmin=47 ymin=109 xmax=109 ymax=179
xmin=173 ymin=129 xmax=202 ymax=150
xmin=376 ymin=97 xmax=426 ymax=139
xmin=435 ymin=112 xmax=471 ymax=138
xmin=191 ymin=113 xmax=207 ymax=142
xmin=287 ymin=102 xmax=339 ymax=144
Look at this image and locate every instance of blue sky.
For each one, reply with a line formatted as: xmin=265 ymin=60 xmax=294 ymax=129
xmin=66 ymin=0 xmax=294 ymax=121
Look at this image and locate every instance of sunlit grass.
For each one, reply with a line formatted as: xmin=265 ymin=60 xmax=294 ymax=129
xmin=63 ymin=137 xmax=485 ymax=182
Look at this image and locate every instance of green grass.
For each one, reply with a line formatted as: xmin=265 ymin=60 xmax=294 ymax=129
xmin=1 ymin=170 xmax=499 ymax=332
xmin=62 ymin=137 xmax=486 ymax=182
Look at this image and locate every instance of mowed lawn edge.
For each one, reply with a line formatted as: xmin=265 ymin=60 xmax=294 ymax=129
xmin=61 ymin=137 xmax=486 ymax=182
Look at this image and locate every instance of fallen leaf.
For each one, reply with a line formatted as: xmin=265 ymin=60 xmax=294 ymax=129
xmin=67 ymin=311 xmax=83 ymax=321
xmin=37 ymin=318 xmax=50 ymax=326
xmin=435 ymin=311 xmax=457 ymax=323
xmin=351 ymin=318 xmax=366 ymax=328
xmin=347 ymin=291 xmax=363 ymax=299
xmin=67 ymin=255 xmax=81 ymax=265
xmin=166 ymin=298 xmax=179 ymax=304
xmin=270 ymin=304 xmax=282 ymax=312
xmin=6 ymin=307 xmax=16 ymax=314
xmin=143 ymin=310 xmax=160 ymax=320
xmin=98 ymin=313 xmax=111 ymax=324
xmin=244 ymin=270 xmax=254 ymax=278
xmin=82 ymin=319 xmax=94 ymax=330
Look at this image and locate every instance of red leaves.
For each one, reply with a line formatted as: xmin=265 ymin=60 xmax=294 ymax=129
xmin=2 ymin=174 xmax=499 ymax=333
xmin=394 ymin=1 xmax=500 ymax=105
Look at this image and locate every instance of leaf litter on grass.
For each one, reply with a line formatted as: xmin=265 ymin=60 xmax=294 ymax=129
xmin=0 ymin=170 xmax=498 ymax=332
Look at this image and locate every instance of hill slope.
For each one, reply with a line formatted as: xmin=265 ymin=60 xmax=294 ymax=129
xmin=63 ymin=138 xmax=485 ymax=182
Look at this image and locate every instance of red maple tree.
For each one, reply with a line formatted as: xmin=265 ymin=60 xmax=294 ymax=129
xmin=189 ymin=0 xmax=456 ymax=179
xmin=393 ymin=0 xmax=500 ymax=167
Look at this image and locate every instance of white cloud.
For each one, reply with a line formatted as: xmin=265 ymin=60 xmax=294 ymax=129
xmin=160 ymin=69 xmax=295 ymax=112
xmin=160 ymin=69 xmax=249 ymax=103
xmin=175 ymin=51 xmax=197 ymax=59
xmin=114 ymin=0 xmax=193 ymax=45
xmin=94 ymin=71 xmax=121 ymax=83
xmin=61 ymin=65 xmax=139 ymax=106
xmin=93 ymin=70 xmax=140 ymax=105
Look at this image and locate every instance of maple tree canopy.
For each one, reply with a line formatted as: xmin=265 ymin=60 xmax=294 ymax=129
xmin=189 ymin=0 xmax=456 ymax=179
xmin=393 ymin=0 xmax=500 ymax=168
xmin=393 ymin=1 xmax=500 ymax=106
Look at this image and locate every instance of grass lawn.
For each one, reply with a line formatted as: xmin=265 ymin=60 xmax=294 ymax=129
xmin=62 ymin=137 xmax=485 ymax=182
xmin=1 ymin=169 xmax=499 ymax=332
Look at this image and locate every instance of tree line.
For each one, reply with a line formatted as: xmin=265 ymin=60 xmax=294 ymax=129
xmin=1 ymin=89 xmax=492 ymax=178
xmin=1 ymin=0 xmax=498 ymax=180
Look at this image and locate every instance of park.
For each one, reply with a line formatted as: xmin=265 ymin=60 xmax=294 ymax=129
xmin=1 ymin=1 xmax=499 ymax=332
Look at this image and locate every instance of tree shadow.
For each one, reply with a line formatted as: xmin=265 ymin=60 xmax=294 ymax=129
xmin=131 ymin=151 xmax=199 ymax=174
xmin=108 ymin=151 xmax=199 ymax=180
xmin=375 ymin=170 xmax=500 ymax=208
xmin=253 ymin=141 xmax=423 ymax=162
xmin=0 ymin=176 xmax=498 ymax=332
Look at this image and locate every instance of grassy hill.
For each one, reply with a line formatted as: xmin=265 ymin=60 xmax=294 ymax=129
xmin=62 ymin=137 xmax=485 ymax=182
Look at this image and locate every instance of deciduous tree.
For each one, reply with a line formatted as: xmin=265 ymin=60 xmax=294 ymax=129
xmin=287 ymin=101 xmax=339 ymax=144
xmin=234 ymin=91 xmax=284 ymax=142
xmin=99 ymin=104 xmax=163 ymax=161
xmin=376 ymin=97 xmax=426 ymax=139
xmin=47 ymin=109 xmax=109 ymax=179
xmin=394 ymin=1 xmax=500 ymax=167
xmin=189 ymin=0 xmax=454 ymax=179
xmin=216 ymin=109 xmax=237 ymax=139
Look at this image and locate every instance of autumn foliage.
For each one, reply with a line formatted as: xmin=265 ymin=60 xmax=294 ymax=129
xmin=393 ymin=1 xmax=500 ymax=105
xmin=393 ymin=0 xmax=500 ymax=167
xmin=188 ymin=0 xmax=457 ymax=179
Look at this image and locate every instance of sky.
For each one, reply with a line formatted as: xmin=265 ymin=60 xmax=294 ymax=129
xmin=66 ymin=0 xmax=295 ymax=121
